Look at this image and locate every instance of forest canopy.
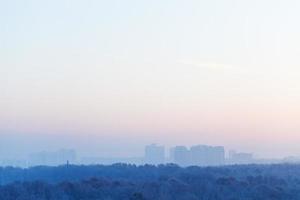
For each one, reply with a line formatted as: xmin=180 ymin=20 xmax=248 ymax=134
xmin=0 ymin=163 xmax=300 ymax=200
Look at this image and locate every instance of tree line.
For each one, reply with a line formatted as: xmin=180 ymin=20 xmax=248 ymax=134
xmin=0 ymin=163 xmax=300 ymax=199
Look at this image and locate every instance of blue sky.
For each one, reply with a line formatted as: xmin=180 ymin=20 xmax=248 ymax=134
xmin=1 ymin=0 xmax=300 ymax=158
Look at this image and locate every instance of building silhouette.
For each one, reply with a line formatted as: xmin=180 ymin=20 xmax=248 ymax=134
xmin=172 ymin=146 xmax=190 ymax=166
xmin=172 ymin=145 xmax=225 ymax=166
xmin=228 ymin=150 xmax=253 ymax=164
xmin=144 ymin=144 xmax=165 ymax=165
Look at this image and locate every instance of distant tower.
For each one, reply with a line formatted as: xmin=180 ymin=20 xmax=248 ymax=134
xmin=173 ymin=146 xmax=189 ymax=166
xmin=144 ymin=144 xmax=165 ymax=165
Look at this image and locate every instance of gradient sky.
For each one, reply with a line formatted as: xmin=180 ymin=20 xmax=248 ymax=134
xmin=1 ymin=0 xmax=300 ymax=158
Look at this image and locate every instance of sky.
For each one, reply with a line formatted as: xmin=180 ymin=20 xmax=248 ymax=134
xmin=1 ymin=0 xmax=300 ymax=158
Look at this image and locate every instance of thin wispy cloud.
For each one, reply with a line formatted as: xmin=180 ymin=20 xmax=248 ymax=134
xmin=176 ymin=59 xmax=237 ymax=71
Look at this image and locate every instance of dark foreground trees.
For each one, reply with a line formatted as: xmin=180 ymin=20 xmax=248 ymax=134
xmin=0 ymin=164 xmax=300 ymax=199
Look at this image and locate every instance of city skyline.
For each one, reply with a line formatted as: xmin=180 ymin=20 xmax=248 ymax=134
xmin=3 ymin=143 xmax=300 ymax=168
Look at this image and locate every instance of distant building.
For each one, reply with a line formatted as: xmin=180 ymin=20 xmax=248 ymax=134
xmin=210 ymin=146 xmax=225 ymax=165
xmin=172 ymin=145 xmax=225 ymax=167
xmin=172 ymin=146 xmax=190 ymax=166
xmin=228 ymin=150 xmax=253 ymax=164
xmin=189 ymin=145 xmax=225 ymax=166
xmin=144 ymin=144 xmax=165 ymax=165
